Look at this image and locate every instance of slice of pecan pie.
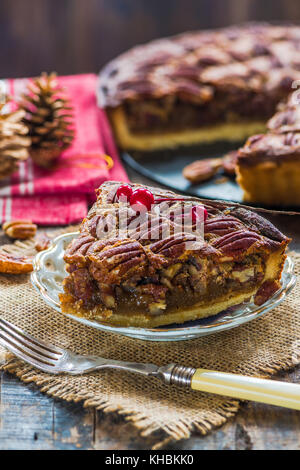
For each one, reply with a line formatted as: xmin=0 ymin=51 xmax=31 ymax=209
xmin=236 ymin=90 xmax=300 ymax=206
xmin=59 ymin=182 xmax=290 ymax=327
xmin=98 ymin=23 xmax=300 ymax=151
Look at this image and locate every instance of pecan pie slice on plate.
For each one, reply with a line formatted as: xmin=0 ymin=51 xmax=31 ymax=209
xmin=59 ymin=182 xmax=290 ymax=328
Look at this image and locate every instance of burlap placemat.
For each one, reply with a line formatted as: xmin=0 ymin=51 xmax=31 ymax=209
xmin=0 ymin=233 xmax=299 ymax=448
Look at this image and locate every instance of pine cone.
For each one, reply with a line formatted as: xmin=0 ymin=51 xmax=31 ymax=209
xmin=0 ymin=99 xmax=31 ymax=180
xmin=22 ymin=72 xmax=75 ymax=168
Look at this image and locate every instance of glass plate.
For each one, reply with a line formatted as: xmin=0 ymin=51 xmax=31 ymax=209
xmin=31 ymin=232 xmax=296 ymax=342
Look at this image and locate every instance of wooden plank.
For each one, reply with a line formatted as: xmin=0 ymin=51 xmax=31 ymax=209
xmin=94 ymin=409 xmax=161 ymax=450
xmin=0 ymin=371 xmax=55 ymax=450
xmin=2 ymin=0 xmax=300 ymax=78
xmin=53 ymin=400 xmax=94 ymax=450
xmin=0 ymin=371 xmax=96 ymax=450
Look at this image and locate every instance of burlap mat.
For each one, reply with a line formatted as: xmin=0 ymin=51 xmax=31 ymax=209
xmin=0 ymin=232 xmax=300 ymax=448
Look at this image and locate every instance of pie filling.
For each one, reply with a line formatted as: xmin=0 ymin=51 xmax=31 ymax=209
xmin=123 ymin=97 xmax=276 ymax=136
xmin=62 ymin=253 xmax=267 ymax=316
xmin=109 ymin=106 xmax=267 ymax=151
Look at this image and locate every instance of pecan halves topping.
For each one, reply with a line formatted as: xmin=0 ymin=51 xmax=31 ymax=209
xmin=0 ymin=251 xmax=33 ymax=274
xmin=183 ymin=158 xmax=222 ymax=183
xmin=228 ymin=207 xmax=288 ymax=245
xmin=64 ymin=233 xmax=95 ymax=266
xmin=267 ymin=106 xmax=300 ymax=133
xmin=212 ymin=229 xmax=262 ymax=255
xmin=150 ymin=234 xmax=199 ymax=258
xmin=2 ymin=220 xmax=37 ymax=240
xmin=204 ymin=216 xmax=243 ymax=236
xmin=88 ymin=239 xmax=147 ymax=283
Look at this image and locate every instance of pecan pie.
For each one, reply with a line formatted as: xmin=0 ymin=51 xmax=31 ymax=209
xmin=98 ymin=23 xmax=300 ymax=151
xmin=59 ymin=181 xmax=290 ymax=327
xmin=236 ymin=90 xmax=300 ymax=205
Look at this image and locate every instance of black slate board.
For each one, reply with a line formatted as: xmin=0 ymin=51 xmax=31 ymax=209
xmin=122 ymin=141 xmax=244 ymax=203
xmin=122 ymin=141 xmax=300 ymax=211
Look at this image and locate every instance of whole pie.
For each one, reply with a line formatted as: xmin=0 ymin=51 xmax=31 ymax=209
xmin=59 ymin=181 xmax=290 ymax=327
xmin=98 ymin=23 xmax=300 ymax=151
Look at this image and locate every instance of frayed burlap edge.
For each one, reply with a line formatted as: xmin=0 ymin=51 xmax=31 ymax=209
xmin=0 ymin=229 xmax=299 ymax=449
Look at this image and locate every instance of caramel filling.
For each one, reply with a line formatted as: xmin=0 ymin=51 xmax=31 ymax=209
xmin=62 ymin=254 xmax=265 ymax=318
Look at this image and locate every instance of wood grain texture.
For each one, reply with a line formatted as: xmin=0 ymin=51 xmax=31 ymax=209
xmin=1 ymin=0 xmax=300 ymax=78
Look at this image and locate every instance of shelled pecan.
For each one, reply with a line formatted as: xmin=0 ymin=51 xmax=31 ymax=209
xmin=212 ymin=229 xmax=261 ymax=256
xmin=0 ymin=251 xmax=33 ymax=274
xmin=2 ymin=220 xmax=37 ymax=240
xmin=182 ymin=158 xmax=222 ymax=183
xmin=204 ymin=216 xmax=243 ymax=236
xmin=34 ymin=232 xmax=51 ymax=252
xmin=222 ymin=150 xmax=239 ymax=176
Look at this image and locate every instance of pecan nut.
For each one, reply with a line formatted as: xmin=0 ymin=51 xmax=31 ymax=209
xmin=150 ymin=234 xmax=199 ymax=258
xmin=204 ymin=216 xmax=243 ymax=236
xmin=88 ymin=239 xmax=147 ymax=283
xmin=254 ymin=280 xmax=280 ymax=306
xmin=34 ymin=232 xmax=51 ymax=252
xmin=213 ymin=230 xmax=261 ymax=255
xmin=222 ymin=150 xmax=238 ymax=176
xmin=0 ymin=251 xmax=33 ymax=274
xmin=183 ymin=158 xmax=222 ymax=183
xmin=3 ymin=220 xmax=37 ymax=240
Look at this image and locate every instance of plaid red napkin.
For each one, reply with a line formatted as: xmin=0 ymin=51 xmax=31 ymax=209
xmin=0 ymin=74 xmax=128 ymax=225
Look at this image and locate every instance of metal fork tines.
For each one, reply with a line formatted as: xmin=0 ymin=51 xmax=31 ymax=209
xmin=0 ymin=318 xmax=166 ymax=378
xmin=0 ymin=319 xmax=191 ymax=384
xmin=0 ymin=318 xmax=64 ymax=372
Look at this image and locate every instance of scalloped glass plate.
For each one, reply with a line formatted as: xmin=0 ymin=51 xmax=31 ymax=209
xmin=31 ymin=232 xmax=296 ymax=342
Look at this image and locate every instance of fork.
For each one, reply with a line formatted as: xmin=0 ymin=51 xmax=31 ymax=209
xmin=1 ymin=317 xmax=300 ymax=410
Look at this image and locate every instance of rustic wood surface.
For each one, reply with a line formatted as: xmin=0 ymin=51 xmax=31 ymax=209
xmin=1 ymin=0 xmax=300 ymax=79
xmin=0 ymin=166 xmax=299 ymax=450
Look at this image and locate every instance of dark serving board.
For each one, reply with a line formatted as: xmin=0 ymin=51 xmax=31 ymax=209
xmin=122 ymin=141 xmax=300 ymax=211
xmin=122 ymin=141 xmax=243 ymax=202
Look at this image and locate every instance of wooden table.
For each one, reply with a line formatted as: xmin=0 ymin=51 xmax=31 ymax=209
xmin=0 ymin=167 xmax=300 ymax=450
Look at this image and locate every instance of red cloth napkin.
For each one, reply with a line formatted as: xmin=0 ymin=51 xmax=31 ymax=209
xmin=0 ymin=74 xmax=128 ymax=225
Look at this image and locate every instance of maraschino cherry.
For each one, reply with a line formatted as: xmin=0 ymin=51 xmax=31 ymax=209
xmin=115 ymin=184 xmax=133 ymax=201
xmin=115 ymin=184 xmax=208 ymax=221
xmin=130 ymin=188 xmax=155 ymax=211
xmin=190 ymin=205 xmax=208 ymax=223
